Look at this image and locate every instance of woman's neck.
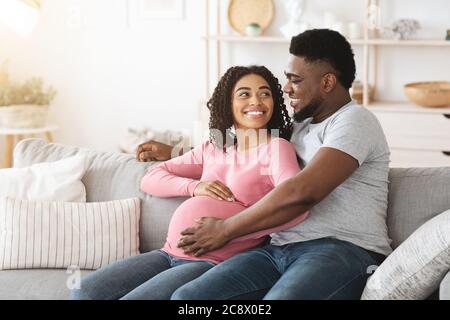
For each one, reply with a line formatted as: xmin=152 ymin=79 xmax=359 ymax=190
xmin=235 ymin=128 xmax=272 ymax=153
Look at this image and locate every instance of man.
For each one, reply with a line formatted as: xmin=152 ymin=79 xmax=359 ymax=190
xmin=137 ymin=29 xmax=391 ymax=299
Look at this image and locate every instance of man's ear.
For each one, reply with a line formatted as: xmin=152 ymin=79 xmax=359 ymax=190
xmin=322 ymin=73 xmax=337 ymax=93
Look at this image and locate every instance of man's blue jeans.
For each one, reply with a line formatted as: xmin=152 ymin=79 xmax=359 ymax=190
xmin=69 ymin=250 xmax=214 ymax=300
xmin=172 ymin=238 xmax=385 ymax=300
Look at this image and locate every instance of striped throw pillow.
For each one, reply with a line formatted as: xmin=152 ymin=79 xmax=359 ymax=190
xmin=0 ymin=197 xmax=140 ymax=270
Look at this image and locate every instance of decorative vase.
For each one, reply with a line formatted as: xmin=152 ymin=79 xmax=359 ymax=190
xmin=245 ymin=23 xmax=262 ymax=37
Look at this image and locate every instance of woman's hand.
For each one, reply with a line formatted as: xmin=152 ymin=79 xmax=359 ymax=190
xmin=136 ymin=140 xmax=175 ymax=162
xmin=193 ymin=181 xmax=235 ymax=202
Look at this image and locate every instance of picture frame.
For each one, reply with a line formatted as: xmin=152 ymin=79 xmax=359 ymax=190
xmin=127 ymin=0 xmax=184 ymax=25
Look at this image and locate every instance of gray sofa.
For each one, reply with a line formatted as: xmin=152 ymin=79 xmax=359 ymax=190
xmin=1 ymin=138 xmax=449 ymax=300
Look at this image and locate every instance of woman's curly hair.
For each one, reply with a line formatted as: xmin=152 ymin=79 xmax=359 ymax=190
xmin=207 ymin=65 xmax=292 ymax=149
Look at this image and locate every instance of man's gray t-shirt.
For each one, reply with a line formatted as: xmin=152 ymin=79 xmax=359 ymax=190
xmin=270 ymin=101 xmax=393 ymax=256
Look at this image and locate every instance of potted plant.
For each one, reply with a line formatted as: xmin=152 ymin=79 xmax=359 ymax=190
xmin=0 ymin=77 xmax=56 ymax=128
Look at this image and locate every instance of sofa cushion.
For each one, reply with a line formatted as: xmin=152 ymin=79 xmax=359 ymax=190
xmin=0 ymin=197 xmax=140 ymax=270
xmin=0 ymin=269 xmax=92 ymax=300
xmin=387 ymin=167 xmax=450 ymax=249
xmin=0 ymin=154 xmax=88 ymax=202
xmin=13 ymin=139 xmax=187 ymax=253
xmin=362 ymin=209 xmax=450 ymax=300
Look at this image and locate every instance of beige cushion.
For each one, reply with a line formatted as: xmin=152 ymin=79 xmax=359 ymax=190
xmin=362 ymin=208 xmax=450 ymax=300
xmin=0 ymin=197 xmax=140 ymax=270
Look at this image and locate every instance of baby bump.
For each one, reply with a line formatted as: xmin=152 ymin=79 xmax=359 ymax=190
xmin=166 ymin=196 xmax=247 ymax=243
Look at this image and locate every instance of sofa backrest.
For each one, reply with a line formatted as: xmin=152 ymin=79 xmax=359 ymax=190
xmin=13 ymin=139 xmax=450 ymax=253
xmin=387 ymin=167 xmax=450 ymax=249
xmin=13 ymin=138 xmax=183 ymax=253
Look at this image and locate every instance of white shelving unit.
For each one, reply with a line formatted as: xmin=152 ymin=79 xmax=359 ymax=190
xmin=202 ymin=0 xmax=450 ymax=167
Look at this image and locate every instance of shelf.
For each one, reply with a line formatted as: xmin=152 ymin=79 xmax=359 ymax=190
xmin=204 ymin=35 xmax=289 ymax=43
xmin=367 ymin=102 xmax=450 ymax=115
xmin=203 ymin=36 xmax=450 ymax=47
xmin=366 ymin=39 xmax=450 ymax=46
xmin=203 ymin=35 xmax=366 ymax=45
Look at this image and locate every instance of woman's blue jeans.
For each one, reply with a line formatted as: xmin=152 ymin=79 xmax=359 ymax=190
xmin=69 ymin=250 xmax=214 ymax=300
xmin=171 ymin=237 xmax=385 ymax=300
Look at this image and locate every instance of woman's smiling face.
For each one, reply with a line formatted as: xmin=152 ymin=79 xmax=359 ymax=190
xmin=231 ymin=74 xmax=274 ymax=130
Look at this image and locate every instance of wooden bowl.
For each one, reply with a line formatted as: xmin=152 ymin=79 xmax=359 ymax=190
xmin=404 ymin=81 xmax=450 ymax=108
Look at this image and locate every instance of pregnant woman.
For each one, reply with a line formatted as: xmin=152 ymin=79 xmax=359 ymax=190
xmin=70 ymin=65 xmax=308 ymax=300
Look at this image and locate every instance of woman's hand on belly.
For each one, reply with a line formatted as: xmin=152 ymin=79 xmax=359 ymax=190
xmin=193 ymin=180 xmax=235 ymax=202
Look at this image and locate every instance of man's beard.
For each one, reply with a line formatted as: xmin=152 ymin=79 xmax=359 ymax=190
xmin=293 ymin=97 xmax=324 ymax=123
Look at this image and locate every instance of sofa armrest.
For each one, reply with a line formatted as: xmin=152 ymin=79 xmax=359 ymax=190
xmin=440 ymin=270 xmax=450 ymax=300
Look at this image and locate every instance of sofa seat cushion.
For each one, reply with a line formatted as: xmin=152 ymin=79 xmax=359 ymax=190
xmin=0 ymin=269 xmax=92 ymax=300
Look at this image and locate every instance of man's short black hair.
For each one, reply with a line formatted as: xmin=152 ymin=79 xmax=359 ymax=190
xmin=289 ymin=29 xmax=356 ymax=89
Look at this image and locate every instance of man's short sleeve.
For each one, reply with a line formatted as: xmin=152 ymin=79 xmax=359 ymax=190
xmin=322 ymin=107 xmax=378 ymax=166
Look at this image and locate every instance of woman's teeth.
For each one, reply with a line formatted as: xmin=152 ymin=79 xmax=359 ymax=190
xmin=245 ymin=111 xmax=263 ymax=115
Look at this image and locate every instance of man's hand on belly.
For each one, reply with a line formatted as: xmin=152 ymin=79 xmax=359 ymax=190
xmin=177 ymin=217 xmax=230 ymax=256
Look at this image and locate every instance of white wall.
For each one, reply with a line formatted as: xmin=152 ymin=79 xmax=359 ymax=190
xmin=1 ymin=0 xmax=205 ymax=153
xmin=1 ymin=0 xmax=449 ymax=154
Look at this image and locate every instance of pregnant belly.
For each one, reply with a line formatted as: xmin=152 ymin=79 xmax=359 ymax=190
xmin=166 ymin=196 xmax=246 ymax=242
xmin=164 ymin=196 xmax=264 ymax=263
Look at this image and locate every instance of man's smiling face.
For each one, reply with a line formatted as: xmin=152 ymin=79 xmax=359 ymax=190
xmin=283 ymin=54 xmax=326 ymax=123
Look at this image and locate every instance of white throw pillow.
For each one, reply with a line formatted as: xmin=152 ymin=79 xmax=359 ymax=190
xmin=0 ymin=197 xmax=140 ymax=270
xmin=362 ymin=208 xmax=450 ymax=300
xmin=0 ymin=155 xmax=89 ymax=202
